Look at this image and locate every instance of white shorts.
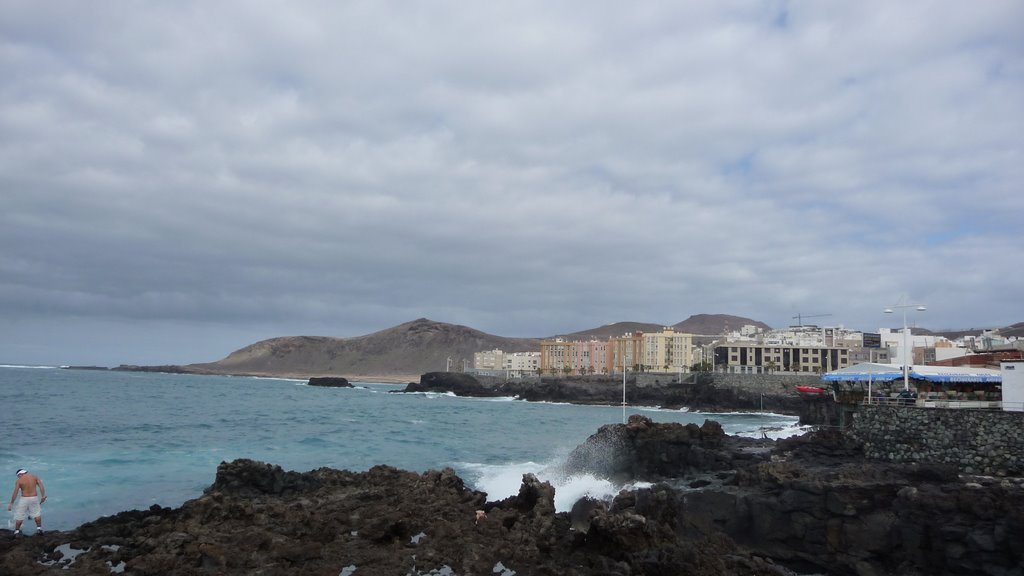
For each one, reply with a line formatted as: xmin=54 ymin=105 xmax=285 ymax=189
xmin=14 ymin=496 xmax=41 ymax=521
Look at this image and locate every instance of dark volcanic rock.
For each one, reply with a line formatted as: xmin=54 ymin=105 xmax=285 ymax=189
xmin=2 ymin=458 xmax=784 ymax=576
xmin=400 ymin=371 xmax=497 ymax=396
xmin=4 ymin=423 xmax=1022 ymax=576
xmin=112 ymin=364 xmax=193 ymax=373
xmin=306 ymin=376 xmax=352 ymax=387
xmin=495 ymin=375 xmax=804 ymax=414
xmin=564 ymin=414 xmax=767 ymax=482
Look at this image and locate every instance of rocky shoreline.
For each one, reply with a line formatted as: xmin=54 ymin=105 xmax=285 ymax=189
xmin=94 ymin=366 xmax=816 ymax=418
xmin=402 ymin=371 xmax=809 ymax=417
xmin=3 ymin=416 xmax=1021 ymax=575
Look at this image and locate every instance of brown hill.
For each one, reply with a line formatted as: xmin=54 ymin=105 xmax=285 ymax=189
xmin=673 ymin=314 xmax=772 ymax=335
xmin=552 ymin=321 xmax=665 ymax=340
xmin=552 ymin=314 xmax=771 ymax=341
xmin=187 ymin=318 xmax=540 ymax=382
xmin=1002 ymin=322 xmax=1024 ymax=338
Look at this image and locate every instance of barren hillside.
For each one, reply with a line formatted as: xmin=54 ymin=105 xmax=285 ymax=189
xmin=187 ymin=318 xmax=540 ymax=381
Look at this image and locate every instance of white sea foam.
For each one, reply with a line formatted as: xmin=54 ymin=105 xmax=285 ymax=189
xmin=0 ymin=364 xmax=57 ymax=369
xmin=244 ymin=376 xmax=306 ymax=383
xmin=466 ymin=395 xmax=520 ymax=403
xmin=734 ymin=420 xmax=811 ymax=440
xmin=426 ymin=391 xmax=458 ymax=399
xmin=462 ymin=459 xmax=648 ymax=513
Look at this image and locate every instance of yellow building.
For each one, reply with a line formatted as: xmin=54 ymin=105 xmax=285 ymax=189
xmin=641 ymin=328 xmax=694 ymax=373
xmin=608 ymin=333 xmax=643 ymax=373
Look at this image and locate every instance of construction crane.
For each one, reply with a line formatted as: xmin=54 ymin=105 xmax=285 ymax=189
xmin=792 ymin=313 xmax=832 ymax=327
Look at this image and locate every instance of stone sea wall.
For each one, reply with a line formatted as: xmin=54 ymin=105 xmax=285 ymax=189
xmin=706 ymin=371 xmax=824 ymax=393
xmin=848 ymin=405 xmax=1024 ymax=476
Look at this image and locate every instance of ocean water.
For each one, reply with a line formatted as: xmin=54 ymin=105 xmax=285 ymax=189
xmin=0 ymin=366 xmax=803 ymax=531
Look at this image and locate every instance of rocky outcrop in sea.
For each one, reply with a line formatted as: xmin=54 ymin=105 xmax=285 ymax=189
xmin=401 ymin=371 xmax=808 ymax=416
xmin=3 ymin=417 xmax=1021 ymax=575
xmin=307 ymin=376 xmax=353 ymax=388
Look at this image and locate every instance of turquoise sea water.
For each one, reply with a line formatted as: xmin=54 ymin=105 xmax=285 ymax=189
xmin=0 ymin=366 xmax=802 ymax=531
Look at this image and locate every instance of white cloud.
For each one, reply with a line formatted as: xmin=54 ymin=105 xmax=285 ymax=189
xmin=1 ymin=0 xmax=1022 ymax=365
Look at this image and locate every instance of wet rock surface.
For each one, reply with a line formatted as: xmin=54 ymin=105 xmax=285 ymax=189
xmin=4 ymin=417 xmax=1022 ymax=575
xmin=401 ymin=372 xmax=806 ymax=414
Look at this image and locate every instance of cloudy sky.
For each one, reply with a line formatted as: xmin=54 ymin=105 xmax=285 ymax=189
xmin=2 ymin=1 xmax=1022 ymax=366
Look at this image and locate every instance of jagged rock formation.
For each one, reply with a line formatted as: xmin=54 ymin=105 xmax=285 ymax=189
xmin=1 ymin=459 xmax=794 ymax=575
xmin=567 ymin=417 xmax=1024 ymax=576
xmin=3 ymin=418 xmax=1022 ymax=575
xmin=562 ymin=416 xmax=766 ymax=482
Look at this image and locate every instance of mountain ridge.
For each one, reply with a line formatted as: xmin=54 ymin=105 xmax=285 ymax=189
xmin=185 ymin=318 xmax=540 ymax=381
xmin=182 ymin=315 xmax=768 ymax=379
xmin=131 ymin=316 xmax=1017 ymax=380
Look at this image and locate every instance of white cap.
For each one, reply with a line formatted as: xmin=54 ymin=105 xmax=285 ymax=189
xmin=16 ymin=469 xmax=27 ymax=476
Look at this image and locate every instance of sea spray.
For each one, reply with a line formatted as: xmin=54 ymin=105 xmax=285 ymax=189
xmin=462 ymin=424 xmax=650 ymax=513
xmin=460 ymin=460 xmax=650 ymax=513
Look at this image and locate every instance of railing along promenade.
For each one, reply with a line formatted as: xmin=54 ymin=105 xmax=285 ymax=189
xmin=861 ymin=396 xmax=1023 ymax=411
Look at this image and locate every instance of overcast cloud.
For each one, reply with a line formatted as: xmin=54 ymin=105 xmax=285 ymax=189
xmin=2 ymin=1 xmax=1022 ymax=366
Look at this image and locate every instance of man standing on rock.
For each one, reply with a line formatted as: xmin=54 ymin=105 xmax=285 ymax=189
xmin=8 ymin=469 xmax=45 ymax=536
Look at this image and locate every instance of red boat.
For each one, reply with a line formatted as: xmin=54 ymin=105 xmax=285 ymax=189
xmin=796 ymin=385 xmax=827 ymax=395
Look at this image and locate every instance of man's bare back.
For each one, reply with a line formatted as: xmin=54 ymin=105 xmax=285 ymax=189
xmin=14 ymin=473 xmax=42 ymax=498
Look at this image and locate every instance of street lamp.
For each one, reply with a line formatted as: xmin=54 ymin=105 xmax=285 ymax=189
xmin=884 ymin=302 xmax=927 ymax=391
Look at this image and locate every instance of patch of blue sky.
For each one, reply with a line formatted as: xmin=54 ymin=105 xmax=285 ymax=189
xmin=773 ymin=6 xmax=789 ymax=29
xmin=722 ymin=152 xmax=756 ymax=179
xmin=925 ymin=224 xmax=980 ymax=247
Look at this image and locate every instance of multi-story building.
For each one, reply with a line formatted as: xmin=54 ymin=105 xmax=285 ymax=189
xmin=503 ymin=352 xmax=541 ymax=377
xmin=879 ymin=328 xmax=942 ymax=366
xmin=576 ymin=339 xmax=610 ymax=375
xmin=714 ymin=342 xmax=853 ymax=374
xmin=540 ymin=339 xmax=610 ymax=375
xmin=473 ymin=349 xmax=505 ymax=371
xmin=608 ymin=333 xmax=643 ymax=373
xmin=539 ymin=339 xmax=571 ymax=375
xmin=542 ymin=329 xmax=696 ymax=375
xmin=640 ymin=328 xmax=694 ymax=373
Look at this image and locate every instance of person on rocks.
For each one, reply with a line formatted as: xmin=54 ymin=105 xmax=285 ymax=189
xmin=8 ymin=469 xmax=46 ymax=536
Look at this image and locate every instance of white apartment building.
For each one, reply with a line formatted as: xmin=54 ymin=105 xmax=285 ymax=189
xmin=761 ymin=326 xmax=864 ymax=348
xmin=503 ymin=352 xmax=540 ymax=377
xmin=473 ymin=349 xmax=505 ymax=371
xmin=879 ymin=328 xmax=943 ymax=366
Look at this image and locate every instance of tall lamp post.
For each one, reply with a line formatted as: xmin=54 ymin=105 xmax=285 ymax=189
xmin=884 ymin=302 xmax=926 ymax=391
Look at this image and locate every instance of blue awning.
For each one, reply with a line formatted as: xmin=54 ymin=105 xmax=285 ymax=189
xmin=822 ymin=363 xmax=1001 ymax=384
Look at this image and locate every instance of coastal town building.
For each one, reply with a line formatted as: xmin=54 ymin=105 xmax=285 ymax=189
xmin=879 ymin=328 xmax=944 ymax=367
xmin=607 ymin=333 xmax=642 ymax=373
xmin=472 ymin=349 xmax=540 ymax=377
xmin=539 ymin=339 xmax=610 ymax=375
xmin=479 ymin=323 xmax=1011 ymax=379
xmin=473 ymin=349 xmax=506 ymax=371
xmin=640 ymin=329 xmax=694 ymax=373
xmin=502 ymin=352 xmax=540 ymax=377
xmin=538 ymin=328 xmax=694 ymax=376
xmin=714 ymin=342 xmax=853 ymax=374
